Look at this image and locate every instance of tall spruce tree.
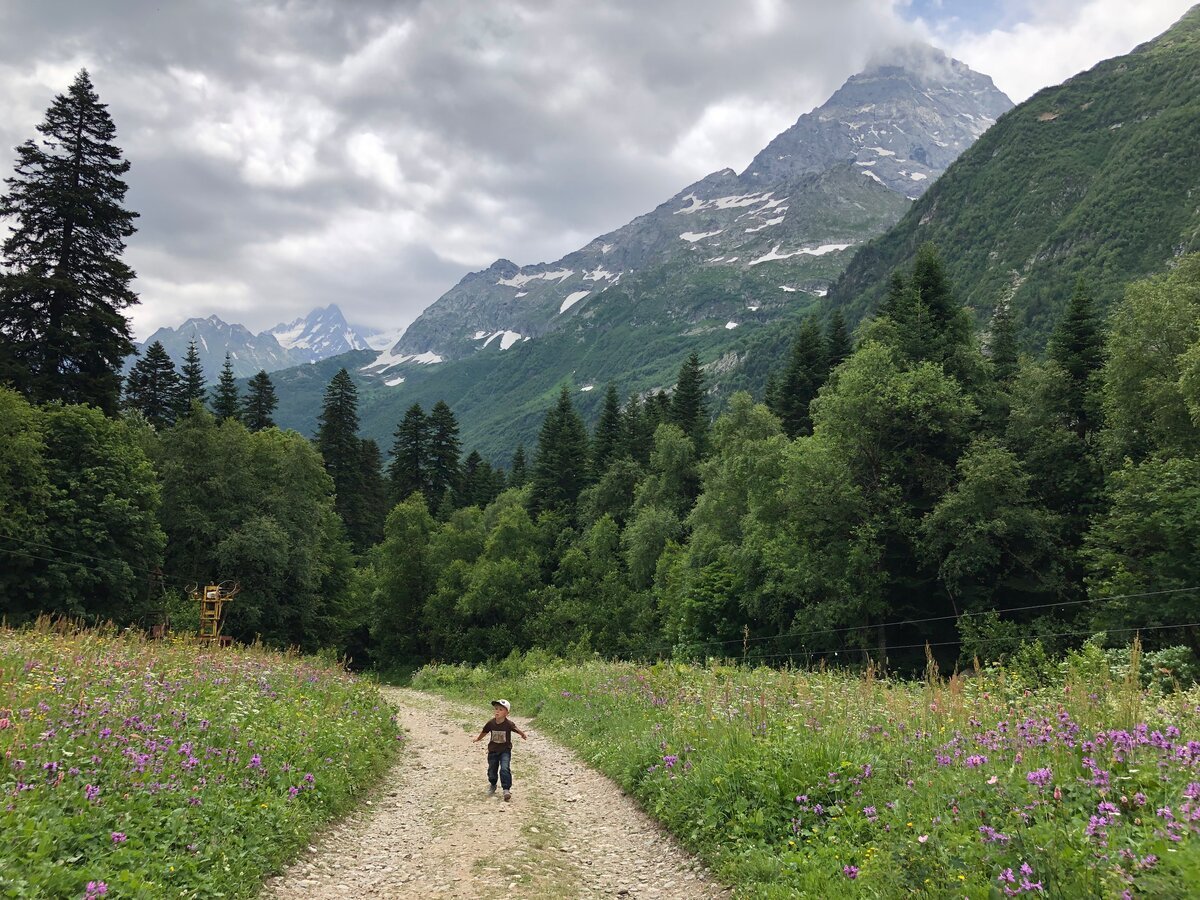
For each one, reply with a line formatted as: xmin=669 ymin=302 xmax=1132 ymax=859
xmin=316 ymin=368 xmax=368 ymax=546
xmin=669 ymin=353 xmax=708 ymax=454
xmin=211 ymin=354 xmax=240 ymax=422
xmin=459 ymin=450 xmax=485 ymax=508
xmin=531 ymin=384 xmax=591 ymax=515
xmin=0 ymin=70 xmax=139 ymax=413
xmin=242 ymin=370 xmax=278 ymax=431
xmin=426 ymin=401 xmax=462 ymax=509
xmin=770 ymin=316 xmax=829 ymax=438
xmin=388 ymin=402 xmax=429 ymax=503
xmin=989 ymin=302 xmax=1019 ymax=386
xmin=509 ymin=443 xmax=528 ymax=488
xmin=177 ymin=338 xmax=206 ymax=415
xmin=592 ymin=383 xmax=624 ymax=473
xmin=1049 ymin=278 xmax=1103 ymax=440
xmin=122 ymin=340 xmax=180 ymax=429
xmin=826 ymin=310 xmax=852 ymax=369
xmin=358 ymin=438 xmax=387 ymax=547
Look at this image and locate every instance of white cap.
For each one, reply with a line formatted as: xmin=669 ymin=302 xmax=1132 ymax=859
xmin=491 ymin=699 xmax=511 ymax=711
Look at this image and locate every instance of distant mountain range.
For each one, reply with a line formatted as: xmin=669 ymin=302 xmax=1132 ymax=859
xmin=134 ymin=304 xmax=374 ymax=379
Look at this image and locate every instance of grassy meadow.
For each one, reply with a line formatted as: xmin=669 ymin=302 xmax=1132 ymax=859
xmin=415 ymin=646 xmax=1200 ymax=898
xmin=0 ymin=622 xmax=400 ymax=899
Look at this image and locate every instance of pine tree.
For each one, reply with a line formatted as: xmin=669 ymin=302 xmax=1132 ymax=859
xmin=459 ymin=449 xmax=485 ymax=508
xmin=1049 ymin=277 xmax=1103 ymax=439
xmin=772 ymin=316 xmax=828 ymax=438
xmin=989 ymin=303 xmax=1019 ymax=386
xmin=210 ymin=354 xmax=241 ymax=422
xmin=177 ymin=338 xmax=206 ymax=415
xmin=388 ymin=402 xmax=428 ymax=504
xmin=910 ymin=242 xmax=956 ymax=327
xmin=531 ymin=385 xmax=591 ymax=515
xmin=622 ymin=394 xmax=655 ymax=465
xmin=826 ymin=309 xmax=852 ymax=369
xmin=316 ymin=368 xmax=367 ymax=547
xmin=358 ymin=438 xmax=387 ymax=547
xmin=509 ymin=443 xmax=528 ymax=488
xmin=426 ymin=400 xmax=462 ymax=509
xmin=592 ymin=382 xmax=624 ymax=473
xmin=242 ymin=370 xmax=278 ymax=431
xmin=122 ymin=340 xmax=180 ymax=429
xmin=0 ymin=70 xmax=139 ymax=412
xmin=670 ymin=353 xmax=708 ymax=453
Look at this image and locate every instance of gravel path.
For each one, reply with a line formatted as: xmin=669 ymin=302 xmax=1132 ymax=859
xmin=263 ymin=687 xmax=727 ymax=899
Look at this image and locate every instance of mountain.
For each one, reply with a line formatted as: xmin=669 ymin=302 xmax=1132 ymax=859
xmin=829 ymin=6 xmax=1200 ymax=342
xmin=135 ymin=304 xmax=373 ymax=378
xmin=261 ymin=46 xmax=1011 ymax=460
xmin=266 ymin=304 xmax=372 ymax=364
xmin=371 ymin=45 xmax=1011 ymax=376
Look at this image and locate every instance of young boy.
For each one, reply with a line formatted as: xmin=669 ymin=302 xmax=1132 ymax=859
xmin=472 ymin=699 xmax=527 ymax=801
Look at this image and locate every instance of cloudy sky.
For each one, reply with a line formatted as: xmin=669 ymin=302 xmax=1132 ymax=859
xmin=0 ymin=0 xmax=1192 ymax=339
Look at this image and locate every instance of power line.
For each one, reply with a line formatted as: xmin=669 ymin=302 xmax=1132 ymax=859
xmin=629 ymin=586 xmax=1200 ymax=660
xmin=742 ymin=621 xmax=1200 ymax=666
xmin=0 ymin=534 xmax=186 ymax=588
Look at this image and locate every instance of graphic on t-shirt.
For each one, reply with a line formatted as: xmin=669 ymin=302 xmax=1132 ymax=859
xmin=489 ymin=729 xmax=507 ymax=744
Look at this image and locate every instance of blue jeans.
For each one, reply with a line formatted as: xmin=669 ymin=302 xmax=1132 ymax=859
xmin=487 ymin=750 xmax=512 ymax=790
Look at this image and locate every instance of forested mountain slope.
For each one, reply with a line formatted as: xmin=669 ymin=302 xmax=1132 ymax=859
xmin=829 ymin=5 xmax=1200 ymax=342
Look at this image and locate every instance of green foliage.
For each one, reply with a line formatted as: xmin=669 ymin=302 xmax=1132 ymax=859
xmin=122 ymin=341 xmax=181 ymax=430
xmin=242 ymin=370 xmax=278 ymax=431
xmin=156 ymin=410 xmax=351 ymax=649
xmin=1100 ymin=254 xmax=1200 ymax=463
xmin=0 ymin=626 xmax=398 ymax=899
xmin=0 ymin=70 xmax=139 ymax=413
xmin=210 ymin=354 xmax=241 ymax=423
xmin=530 ymin=385 xmax=590 ymax=516
xmin=1085 ymin=454 xmax=1200 ymax=654
xmin=177 ymin=338 xmax=206 ymax=413
xmin=669 ymin=352 xmax=709 ymax=454
xmin=0 ymin=391 xmax=165 ymax=625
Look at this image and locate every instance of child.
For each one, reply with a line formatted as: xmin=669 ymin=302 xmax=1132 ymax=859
xmin=472 ymin=699 xmax=527 ymax=801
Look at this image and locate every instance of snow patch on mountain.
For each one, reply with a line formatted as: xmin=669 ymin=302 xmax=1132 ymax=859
xmin=497 ymin=268 xmax=574 ymax=288
xmin=560 ymin=290 xmax=591 ymax=312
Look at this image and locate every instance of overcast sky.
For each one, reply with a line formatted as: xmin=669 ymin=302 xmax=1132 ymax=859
xmin=0 ymin=0 xmax=1192 ymax=339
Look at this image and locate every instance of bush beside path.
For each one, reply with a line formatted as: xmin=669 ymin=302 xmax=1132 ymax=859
xmin=263 ymin=688 xmax=726 ymax=899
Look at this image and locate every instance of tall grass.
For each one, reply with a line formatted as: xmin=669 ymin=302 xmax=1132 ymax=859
xmin=1 ymin=619 xmax=400 ymax=899
xmin=415 ymin=643 xmax=1200 ymax=898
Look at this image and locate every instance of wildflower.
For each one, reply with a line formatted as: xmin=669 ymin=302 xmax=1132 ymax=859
xmin=84 ymin=882 xmax=108 ymax=899
xmin=843 ymin=865 xmax=859 ymax=880
xmin=248 ymin=754 xmax=263 ymax=769
xmin=84 ymin=784 xmax=100 ymax=803
xmin=918 ymin=834 xmax=928 ymax=843
xmin=111 ymin=832 xmax=127 ymax=844
xmin=1025 ymin=768 xmax=1052 ymax=787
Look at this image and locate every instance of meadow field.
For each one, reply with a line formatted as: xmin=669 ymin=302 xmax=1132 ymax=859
xmin=415 ymin=644 xmax=1200 ymax=898
xmin=0 ymin=622 xmax=400 ymax=899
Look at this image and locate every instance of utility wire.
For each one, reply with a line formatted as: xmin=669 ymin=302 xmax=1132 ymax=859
xmin=627 ymin=586 xmax=1200 ymax=660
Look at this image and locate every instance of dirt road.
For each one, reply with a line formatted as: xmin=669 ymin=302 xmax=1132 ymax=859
xmin=262 ymin=688 xmax=727 ymax=899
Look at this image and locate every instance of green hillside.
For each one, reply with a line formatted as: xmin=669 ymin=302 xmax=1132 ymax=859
xmin=269 ymin=281 xmax=819 ymax=465
xmin=829 ymin=5 xmax=1200 ymax=342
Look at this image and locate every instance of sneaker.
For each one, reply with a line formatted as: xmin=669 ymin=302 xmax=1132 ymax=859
xmin=503 ymin=790 xmax=512 ymax=802
xmin=487 ymin=785 xmax=496 ymax=796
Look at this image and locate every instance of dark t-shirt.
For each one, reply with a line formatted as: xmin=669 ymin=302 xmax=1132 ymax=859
xmin=481 ymin=718 xmax=516 ymax=754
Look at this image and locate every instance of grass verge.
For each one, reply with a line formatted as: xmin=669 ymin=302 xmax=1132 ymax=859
xmin=413 ymin=647 xmax=1200 ymax=898
xmin=1 ymin=621 xmax=400 ymax=899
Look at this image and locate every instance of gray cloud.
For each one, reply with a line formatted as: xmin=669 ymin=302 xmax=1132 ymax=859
xmin=0 ymin=0 xmax=1189 ymax=338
